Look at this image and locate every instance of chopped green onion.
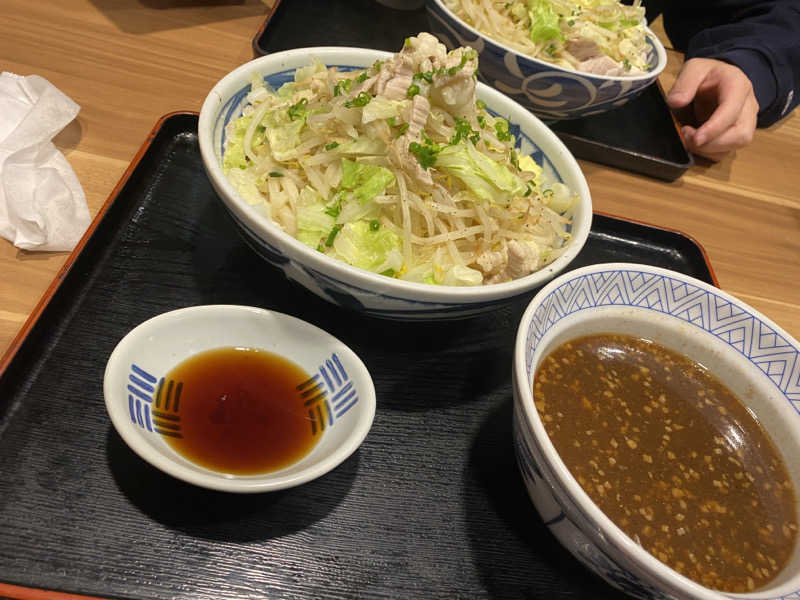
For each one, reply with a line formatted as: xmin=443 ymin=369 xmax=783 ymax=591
xmin=325 ymin=141 xmax=340 ymax=151
xmin=324 ymin=191 xmax=343 ymax=218
xmin=268 ymin=171 xmax=283 ymax=177
xmin=407 ymin=84 xmax=420 ymax=98
xmin=476 ymin=99 xmax=487 ymax=110
xmin=356 ymin=72 xmax=369 ymax=83
xmin=409 ymin=139 xmax=440 ymax=170
xmin=334 ymin=79 xmax=353 ymax=97
xmin=287 ymin=97 xmax=308 ymax=121
xmin=495 ymin=119 xmax=512 ymax=142
xmin=443 ymin=50 xmax=475 ymax=76
xmin=344 ymin=92 xmax=372 ymax=108
xmin=369 ymin=220 xmax=380 ymax=231
xmin=450 ymin=117 xmax=475 ymax=145
xmin=325 ymin=224 xmax=344 ymax=247
xmin=381 ymin=268 xmax=396 ymax=277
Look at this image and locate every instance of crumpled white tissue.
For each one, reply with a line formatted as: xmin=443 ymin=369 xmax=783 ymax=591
xmin=0 ymin=72 xmax=90 ymax=251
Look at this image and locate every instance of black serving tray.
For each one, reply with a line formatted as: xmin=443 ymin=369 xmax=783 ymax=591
xmin=0 ymin=113 xmax=715 ymax=600
xmin=547 ymin=81 xmax=695 ymax=181
xmin=252 ymin=0 xmax=693 ymax=182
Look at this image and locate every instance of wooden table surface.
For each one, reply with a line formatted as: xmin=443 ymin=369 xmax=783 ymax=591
xmin=1 ymin=0 xmax=799 ymax=369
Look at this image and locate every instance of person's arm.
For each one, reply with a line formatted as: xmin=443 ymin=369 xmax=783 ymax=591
xmin=658 ymin=0 xmax=800 ymax=157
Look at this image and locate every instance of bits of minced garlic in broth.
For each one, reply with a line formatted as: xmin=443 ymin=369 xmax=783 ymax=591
xmin=533 ymin=333 xmax=798 ymax=593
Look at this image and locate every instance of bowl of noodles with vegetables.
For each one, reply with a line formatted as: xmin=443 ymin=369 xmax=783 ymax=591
xmin=198 ymin=33 xmax=591 ymax=320
xmin=427 ymin=0 xmax=667 ymax=120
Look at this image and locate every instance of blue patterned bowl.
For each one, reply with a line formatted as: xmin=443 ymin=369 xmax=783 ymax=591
xmin=427 ymin=0 xmax=668 ymax=121
xmin=198 ymin=47 xmax=592 ymax=321
xmin=513 ymin=263 xmax=800 ymax=599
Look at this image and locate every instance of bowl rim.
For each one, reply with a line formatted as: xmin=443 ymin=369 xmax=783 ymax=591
xmin=103 ymin=304 xmax=376 ymax=493
xmin=198 ymin=45 xmax=593 ymax=306
xmin=514 ymin=262 xmax=800 ymax=599
xmin=429 ymin=0 xmax=668 ymax=83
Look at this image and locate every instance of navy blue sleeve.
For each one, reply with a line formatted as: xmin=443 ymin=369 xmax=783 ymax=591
xmin=658 ymin=0 xmax=800 ymax=127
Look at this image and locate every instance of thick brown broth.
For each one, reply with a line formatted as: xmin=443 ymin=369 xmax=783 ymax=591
xmin=533 ymin=333 xmax=798 ymax=593
xmin=159 ymin=346 xmax=319 ymax=475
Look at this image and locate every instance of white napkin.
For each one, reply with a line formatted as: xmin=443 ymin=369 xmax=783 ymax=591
xmin=0 ymin=72 xmax=89 ymax=251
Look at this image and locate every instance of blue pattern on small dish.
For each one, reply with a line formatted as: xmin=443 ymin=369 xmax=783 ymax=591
xmin=124 ymin=351 xmax=358 ymax=440
xmin=426 ymin=0 xmax=666 ymax=121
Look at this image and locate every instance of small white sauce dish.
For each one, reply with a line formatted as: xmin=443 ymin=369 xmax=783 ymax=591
xmin=513 ymin=262 xmax=800 ymax=599
xmin=103 ymin=305 xmax=376 ymax=493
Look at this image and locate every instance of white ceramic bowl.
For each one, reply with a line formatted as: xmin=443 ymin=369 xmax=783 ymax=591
xmin=104 ymin=305 xmax=375 ymax=493
xmin=198 ymin=46 xmax=592 ymax=321
xmin=427 ymin=0 xmax=668 ymax=120
xmin=513 ymin=263 xmax=800 ymax=599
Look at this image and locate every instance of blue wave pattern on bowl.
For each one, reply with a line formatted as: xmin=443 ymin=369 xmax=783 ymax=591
xmin=515 ymin=267 xmax=800 ymax=600
xmin=215 ymin=66 xmax=569 ymax=320
xmin=427 ymin=1 xmax=660 ymax=120
xmin=125 ymin=351 xmax=359 ymax=439
xmin=524 ymin=269 xmax=800 ymax=400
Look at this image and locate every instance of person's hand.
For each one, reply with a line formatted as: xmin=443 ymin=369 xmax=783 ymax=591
xmin=666 ymin=57 xmax=759 ymax=161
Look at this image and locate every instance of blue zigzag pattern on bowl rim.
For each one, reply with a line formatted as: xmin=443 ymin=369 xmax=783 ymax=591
xmin=523 ymin=269 xmax=800 ymax=409
xmin=426 ymin=2 xmax=660 ymax=120
xmin=214 ymin=64 xmax=572 ymax=320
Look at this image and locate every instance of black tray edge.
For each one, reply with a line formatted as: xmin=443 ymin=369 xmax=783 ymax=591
xmin=593 ymin=209 xmax=719 ymax=286
xmin=0 ymin=111 xmax=195 ymax=382
xmin=251 ymin=0 xmax=283 ymax=57
xmin=552 ymin=81 xmax=695 ymax=182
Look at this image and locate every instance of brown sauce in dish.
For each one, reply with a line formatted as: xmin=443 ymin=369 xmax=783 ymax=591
xmin=533 ymin=333 xmax=798 ymax=593
xmin=158 ymin=347 xmax=319 ymax=475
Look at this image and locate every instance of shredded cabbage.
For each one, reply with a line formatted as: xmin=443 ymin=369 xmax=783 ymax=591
xmin=445 ymin=0 xmax=650 ymax=76
xmin=223 ymin=33 xmax=577 ymax=286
